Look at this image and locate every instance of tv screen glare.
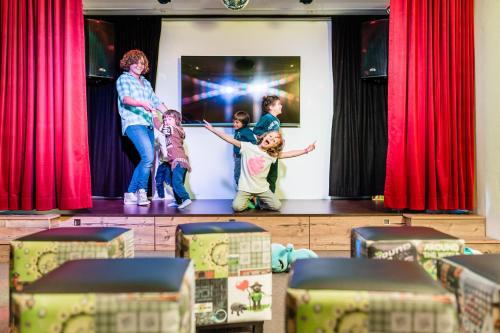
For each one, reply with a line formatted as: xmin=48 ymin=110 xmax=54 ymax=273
xmin=181 ymin=56 xmax=300 ymax=126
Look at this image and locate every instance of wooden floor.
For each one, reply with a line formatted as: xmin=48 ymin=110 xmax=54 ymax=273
xmin=1 ymin=198 xmax=395 ymax=217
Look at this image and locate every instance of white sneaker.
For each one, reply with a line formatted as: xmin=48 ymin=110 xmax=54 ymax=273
xmin=151 ymin=193 xmax=164 ymax=201
xmin=123 ymin=192 xmax=137 ymax=205
xmin=167 ymin=201 xmax=178 ymax=207
xmin=178 ymin=199 xmax=192 ymax=209
xmin=136 ymin=189 xmax=150 ymax=206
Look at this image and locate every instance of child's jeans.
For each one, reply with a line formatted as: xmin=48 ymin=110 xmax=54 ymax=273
xmin=232 ymin=190 xmax=281 ymax=212
xmin=155 ymin=162 xmax=171 ymax=198
xmin=155 ymin=162 xmax=190 ymax=204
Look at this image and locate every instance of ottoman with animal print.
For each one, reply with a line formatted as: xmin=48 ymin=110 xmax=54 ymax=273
xmin=175 ymin=221 xmax=272 ymax=326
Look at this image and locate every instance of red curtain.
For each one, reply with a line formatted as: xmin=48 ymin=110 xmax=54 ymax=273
xmin=385 ymin=0 xmax=475 ymax=211
xmin=0 ymin=0 xmax=92 ymax=210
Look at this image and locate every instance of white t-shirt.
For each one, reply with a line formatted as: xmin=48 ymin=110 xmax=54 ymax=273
xmin=238 ymin=142 xmax=278 ymax=193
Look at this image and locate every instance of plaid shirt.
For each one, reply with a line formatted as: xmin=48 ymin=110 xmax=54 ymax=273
xmin=116 ymin=72 xmax=163 ymax=135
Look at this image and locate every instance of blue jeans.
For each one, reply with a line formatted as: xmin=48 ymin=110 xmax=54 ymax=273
xmin=155 ymin=162 xmax=170 ymax=198
xmin=234 ymin=155 xmax=241 ymax=189
xmin=125 ymin=125 xmax=154 ymax=193
xmin=157 ymin=163 xmax=190 ymax=203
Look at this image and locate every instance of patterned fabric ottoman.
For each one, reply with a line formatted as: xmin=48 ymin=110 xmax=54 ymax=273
xmin=12 ymin=258 xmax=194 ymax=333
xmin=286 ymin=258 xmax=458 ymax=333
xmin=10 ymin=227 xmax=134 ymax=291
xmin=351 ymin=226 xmax=464 ymax=278
xmin=175 ymin=221 xmax=272 ymax=326
xmin=437 ymin=254 xmax=500 ymax=332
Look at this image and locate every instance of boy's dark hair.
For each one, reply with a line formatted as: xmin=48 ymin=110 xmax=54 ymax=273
xmin=164 ymin=109 xmax=182 ymax=126
xmin=233 ymin=111 xmax=251 ymax=127
xmin=262 ymin=95 xmax=280 ymax=113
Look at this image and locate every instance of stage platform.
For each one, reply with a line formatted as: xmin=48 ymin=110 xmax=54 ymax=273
xmin=0 ymin=199 xmax=498 ymax=257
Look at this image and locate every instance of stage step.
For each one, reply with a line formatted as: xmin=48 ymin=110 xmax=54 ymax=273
xmin=403 ymin=213 xmax=486 ymax=239
xmin=466 ymin=238 xmax=500 ymax=253
xmin=0 ymin=213 xmax=493 ymax=255
xmin=310 ymin=215 xmax=405 ymax=251
xmin=0 ymin=214 xmax=61 ymax=263
xmin=155 ymin=216 xmax=309 ymax=251
xmin=54 ymin=216 xmax=155 ymax=251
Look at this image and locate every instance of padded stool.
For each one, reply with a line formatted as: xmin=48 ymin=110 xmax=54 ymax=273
xmin=176 ymin=221 xmax=271 ymax=327
xmin=286 ymin=258 xmax=458 ymax=333
xmin=10 ymin=227 xmax=134 ymax=290
xmin=351 ymin=226 xmax=464 ymax=278
xmin=12 ymin=258 xmax=194 ymax=333
xmin=438 ymin=254 xmax=500 ymax=332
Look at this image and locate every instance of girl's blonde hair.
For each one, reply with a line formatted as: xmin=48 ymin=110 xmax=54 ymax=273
xmin=257 ymin=131 xmax=284 ymax=157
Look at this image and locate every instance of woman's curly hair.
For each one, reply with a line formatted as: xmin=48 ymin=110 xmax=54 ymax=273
xmin=119 ymin=49 xmax=149 ymax=74
xmin=257 ymin=131 xmax=284 ymax=158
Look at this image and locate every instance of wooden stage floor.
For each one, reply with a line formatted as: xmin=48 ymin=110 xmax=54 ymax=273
xmin=2 ymin=198 xmax=395 ymax=217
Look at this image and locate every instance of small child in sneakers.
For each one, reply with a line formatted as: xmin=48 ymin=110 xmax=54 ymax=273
xmin=155 ymin=110 xmax=192 ymax=209
xmin=152 ymin=112 xmax=171 ymax=201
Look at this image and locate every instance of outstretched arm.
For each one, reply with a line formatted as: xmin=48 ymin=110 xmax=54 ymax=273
xmin=278 ymin=142 xmax=316 ymax=159
xmin=203 ymin=120 xmax=241 ymax=148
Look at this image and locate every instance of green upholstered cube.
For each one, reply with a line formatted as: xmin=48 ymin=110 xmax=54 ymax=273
xmin=438 ymin=254 xmax=500 ymax=332
xmin=176 ymin=222 xmax=272 ymax=326
xmin=351 ymin=226 xmax=464 ymax=278
xmin=10 ymin=227 xmax=134 ymax=291
xmin=287 ymin=258 xmax=459 ymax=333
xmin=12 ymin=258 xmax=195 ymax=333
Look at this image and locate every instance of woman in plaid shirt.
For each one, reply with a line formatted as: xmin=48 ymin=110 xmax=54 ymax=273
xmin=116 ymin=49 xmax=168 ymax=206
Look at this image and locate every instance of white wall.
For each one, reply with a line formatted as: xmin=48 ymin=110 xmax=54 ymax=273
xmin=475 ymin=1 xmax=500 ymax=238
xmin=155 ymin=19 xmax=333 ymax=199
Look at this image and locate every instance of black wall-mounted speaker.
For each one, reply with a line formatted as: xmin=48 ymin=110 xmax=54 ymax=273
xmin=360 ymin=19 xmax=388 ymax=79
xmin=85 ymin=19 xmax=115 ymax=79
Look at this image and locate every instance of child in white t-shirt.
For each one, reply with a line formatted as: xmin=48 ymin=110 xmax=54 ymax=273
xmin=203 ymin=120 xmax=315 ymax=212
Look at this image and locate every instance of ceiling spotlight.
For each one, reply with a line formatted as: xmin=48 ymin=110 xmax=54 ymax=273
xmin=299 ymin=0 xmax=313 ymax=4
xmin=158 ymin=0 xmax=171 ymax=4
xmin=222 ymin=0 xmax=250 ymax=10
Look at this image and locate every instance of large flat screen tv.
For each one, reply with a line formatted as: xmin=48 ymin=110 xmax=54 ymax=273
xmin=181 ymin=56 xmax=300 ymax=126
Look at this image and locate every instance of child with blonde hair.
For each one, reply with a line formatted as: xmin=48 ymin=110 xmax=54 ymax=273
xmin=204 ymin=120 xmax=315 ymax=211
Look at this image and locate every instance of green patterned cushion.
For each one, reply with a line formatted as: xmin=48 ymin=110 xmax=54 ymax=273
xmin=287 ymin=258 xmax=458 ymax=333
xmin=12 ymin=258 xmax=195 ymax=333
xmin=351 ymin=226 xmax=464 ymax=278
xmin=10 ymin=227 xmax=134 ymax=290
xmin=176 ymin=221 xmax=271 ymax=326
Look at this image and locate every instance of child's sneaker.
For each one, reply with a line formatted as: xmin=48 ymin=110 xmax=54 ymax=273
xmin=123 ymin=192 xmax=137 ymax=205
xmin=247 ymin=200 xmax=256 ymax=209
xmin=151 ymin=193 xmax=164 ymax=201
xmin=178 ymin=199 xmax=192 ymax=209
xmin=136 ymin=189 xmax=150 ymax=206
xmin=167 ymin=201 xmax=178 ymax=207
